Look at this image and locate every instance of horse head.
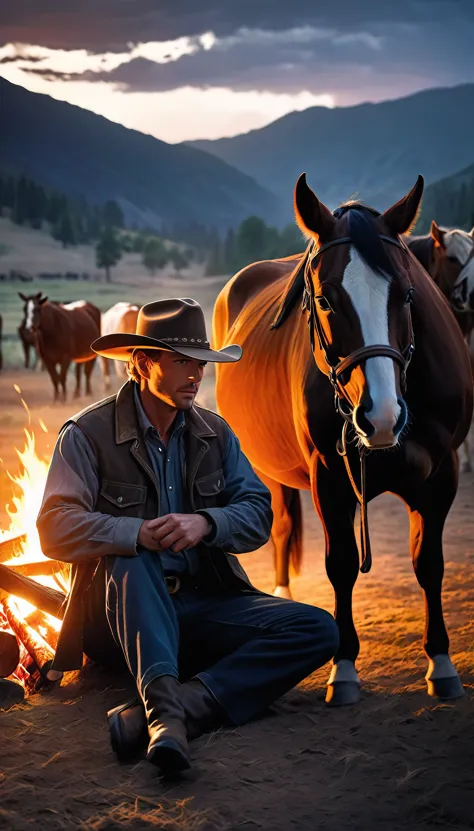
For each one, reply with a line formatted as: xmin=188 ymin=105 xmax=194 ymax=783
xmin=445 ymin=226 xmax=474 ymax=312
xmin=294 ymin=173 xmax=424 ymax=450
xmin=18 ymin=292 xmax=49 ymax=334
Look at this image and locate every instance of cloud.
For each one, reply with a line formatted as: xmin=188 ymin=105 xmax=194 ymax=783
xmin=1 ymin=0 xmax=471 ymax=53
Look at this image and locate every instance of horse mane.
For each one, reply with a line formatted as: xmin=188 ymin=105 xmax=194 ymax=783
xmin=271 ymin=202 xmax=397 ymax=330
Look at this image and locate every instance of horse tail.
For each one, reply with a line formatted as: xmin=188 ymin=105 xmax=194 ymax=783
xmin=287 ymin=488 xmax=303 ymax=575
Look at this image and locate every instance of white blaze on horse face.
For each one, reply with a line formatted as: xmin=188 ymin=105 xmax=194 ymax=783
xmin=342 ymin=247 xmax=401 ymax=447
xmin=25 ymin=300 xmax=35 ymax=331
xmin=448 ymin=230 xmax=474 ymax=310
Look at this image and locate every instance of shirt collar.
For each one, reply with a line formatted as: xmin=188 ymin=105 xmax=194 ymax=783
xmin=133 ymin=384 xmax=185 ymax=439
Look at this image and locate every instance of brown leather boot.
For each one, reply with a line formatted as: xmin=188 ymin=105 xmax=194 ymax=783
xmin=108 ymin=678 xmax=224 ymax=760
xmin=180 ymin=678 xmax=224 ymax=740
xmin=144 ymin=675 xmax=191 ymax=772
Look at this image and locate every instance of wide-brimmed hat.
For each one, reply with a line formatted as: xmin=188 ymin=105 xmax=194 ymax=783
xmin=91 ymin=298 xmax=242 ymax=363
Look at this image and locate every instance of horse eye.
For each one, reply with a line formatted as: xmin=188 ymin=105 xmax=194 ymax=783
xmin=316 ymin=296 xmax=333 ymax=312
xmin=404 ymin=287 xmax=415 ymax=305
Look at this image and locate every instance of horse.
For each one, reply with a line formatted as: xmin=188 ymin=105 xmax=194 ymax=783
xmin=406 ymin=224 xmax=474 ymax=470
xmin=21 ymin=294 xmax=101 ymax=402
xmin=18 ymin=292 xmax=49 ymax=370
xmin=99 ymin=301 xmax=139 ymax=391
xmin=212 ymin=174 xmax=473 ymax=706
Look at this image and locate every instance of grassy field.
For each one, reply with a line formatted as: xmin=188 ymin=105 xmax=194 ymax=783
xmin=0 ymin=218 xmax=228 ymax=369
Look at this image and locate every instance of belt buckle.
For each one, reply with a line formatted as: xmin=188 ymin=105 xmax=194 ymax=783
xmin=165 ymin=575 xmax=181 ymax=595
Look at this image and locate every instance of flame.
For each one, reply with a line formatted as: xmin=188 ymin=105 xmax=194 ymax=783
xmin=1 ymin=422 xmax=66 ymax=682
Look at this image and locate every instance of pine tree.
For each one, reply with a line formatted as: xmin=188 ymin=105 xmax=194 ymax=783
xmin=96 ymin=225 xmax=122 ymax=282
xmin=13 ymin=176 xmax=29 ymax=225
xmin=53 ymin=200 xmax=76 ymax=247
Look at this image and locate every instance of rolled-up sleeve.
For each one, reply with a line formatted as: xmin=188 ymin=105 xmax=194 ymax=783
xmin=196 ymin=430 xmax=273 ymax=554
xmin=36 ymin=423 xmax=142 ymax=564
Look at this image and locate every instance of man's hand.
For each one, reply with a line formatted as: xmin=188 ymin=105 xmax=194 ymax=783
xmin=137 ymin=513 xmax=212 ymax=552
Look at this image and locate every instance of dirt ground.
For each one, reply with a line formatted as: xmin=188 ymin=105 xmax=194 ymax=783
xmin=0 ymin=368 xmax=473 ymax=831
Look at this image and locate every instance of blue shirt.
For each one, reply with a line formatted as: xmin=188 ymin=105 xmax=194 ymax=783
xmin=133 ymin=385 xmax=199 ymax=575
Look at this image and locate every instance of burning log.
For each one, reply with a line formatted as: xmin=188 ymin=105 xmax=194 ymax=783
xmin=0 ymin=562 xmax=65 ymax=619
xmin=8 ymin=560 xmax=66 ymax=578
xmin=0 ymin=630 xmax=20 ymax=678
xmin=0 ymin=534 xmax=28 ymax=564
xmin=2 ymin=598 xmax=63 ymax=682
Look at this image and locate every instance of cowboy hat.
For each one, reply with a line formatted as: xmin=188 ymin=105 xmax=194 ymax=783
xmin=91 ymin=298 xmax=242 ymax=363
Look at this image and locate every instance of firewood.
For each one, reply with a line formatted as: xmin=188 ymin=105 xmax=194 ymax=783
xmin=0 ymin=630 xmax=20 ymax=678
xmin=8 ymin=560 xmax=65 ymax=578
xmin=2 ymin=598 xmax=63 ymax=682
xmin=0 ymin=534 xmax=28 ymax=563
xmin=0 ymin=562 xmax=65 ymax=618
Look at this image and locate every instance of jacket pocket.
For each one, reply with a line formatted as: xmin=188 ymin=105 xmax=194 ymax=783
xmin=100 ymin=480 xmax=147 ymax=509
xmin=195 ymin=469 xmax=225 ymax=496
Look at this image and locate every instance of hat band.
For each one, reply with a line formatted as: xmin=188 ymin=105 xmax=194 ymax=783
xmin=159 ymin=336 xmax=210 ymax=347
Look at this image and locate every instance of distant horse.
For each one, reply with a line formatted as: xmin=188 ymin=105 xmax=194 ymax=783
xmin=18 ymin=292 xmax=49 ymax=369
xmin=406 ymin=223 xmax=474 ymax=470
xmin=213 ymin=174 xmax=473 ymax=705
xmin=99 ymin=301 xmax=139 ymax=391
xmin=21 ymin=294 xmax=101 ymax=401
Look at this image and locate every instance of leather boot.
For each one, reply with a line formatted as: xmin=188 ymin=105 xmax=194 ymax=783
xmin=107 ymin=698 xmax=148 ymax=762
xmin=107 ymin=679 xmax=223 ymax=760
xmin=144 ymin=675 xmax=191 ymax=772
xmin=180 ymin=678 xmax=224 ymax=740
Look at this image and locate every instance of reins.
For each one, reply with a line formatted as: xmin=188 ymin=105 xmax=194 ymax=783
xmin=302 ymin=234 xmax=415 ymax=573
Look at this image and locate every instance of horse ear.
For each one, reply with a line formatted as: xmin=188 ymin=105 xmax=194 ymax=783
xmin=35 ymin=291 xmax=43 ymax=299
xmin=294 ymin=173 xmax=336 ymax=243
xmin=18 ymin=292 xmax=27 ymax=302
xmin=381 ymin=175 xmax=424 ymax=236
xmin=39 ymin=296 xmax=48 ymax=305
xmin=470 ymin=227 xmax=474 ymax=237
xmin=430 ymin=220 xmax=445 ymax=248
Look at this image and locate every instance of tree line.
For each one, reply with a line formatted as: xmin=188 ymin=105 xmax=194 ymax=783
xmin=0 ymin=171 xmax=306 ymax=282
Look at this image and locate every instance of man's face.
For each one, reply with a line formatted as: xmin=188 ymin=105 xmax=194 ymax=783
xmin=140 ymin=350 xmax=207 ymax=410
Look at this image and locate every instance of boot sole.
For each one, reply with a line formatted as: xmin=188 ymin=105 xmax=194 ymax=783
xmin=147 ymin=738 xmax=191 ymax=773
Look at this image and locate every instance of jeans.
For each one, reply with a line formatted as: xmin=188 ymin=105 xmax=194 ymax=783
xmin=83 ymin=551 xmax=339 ymax=726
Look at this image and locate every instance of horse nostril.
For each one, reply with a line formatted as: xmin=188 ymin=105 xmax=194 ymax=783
xmin=353 ymin=404 xmax=375 ymax=439
xmin=394 ymin=398 xmax=408 ymax=436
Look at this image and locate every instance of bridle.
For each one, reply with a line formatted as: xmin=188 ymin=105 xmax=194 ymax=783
xmin=302 ymin=234 xmax=415 ymax=574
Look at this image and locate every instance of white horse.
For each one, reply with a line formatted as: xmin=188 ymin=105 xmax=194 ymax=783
xmin=100 ymin=302 xmax=139 ymax=391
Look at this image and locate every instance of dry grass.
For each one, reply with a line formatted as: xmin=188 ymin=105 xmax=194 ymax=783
xmin=1 ymin=265 xmax=473 ymax=829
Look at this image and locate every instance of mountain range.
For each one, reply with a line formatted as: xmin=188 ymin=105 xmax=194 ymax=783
xmin=188 ymin=84 xmax=474 ymax=217
xmin=0 ymin=77 xmax=282 ymax=233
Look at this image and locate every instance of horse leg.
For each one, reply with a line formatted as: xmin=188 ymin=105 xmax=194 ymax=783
xmin=59 ymin=360 xmax=70 ymax=403
xmin=311 ymin=455 xmax=361 ymax=706
xmin=254 ymin=470 xmax=303 ymax=599
xmin=406 ymin=450 xmax=464 ymax=700
xmin=84 ymin=358 xmax=96 ymax=396
xmin=74 ymin=363 xmax=81 ymax=399
xmin=42 ymin=358 xmax=61 ymax=402
xmin=101 ymin=356 xmax=111 ymax=392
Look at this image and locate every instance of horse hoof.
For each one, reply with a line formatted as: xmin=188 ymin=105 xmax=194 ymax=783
xmin=427 ymin=675 xmax=465 ymax=700
xmin=325 ymin=682 xmax=361 ymax=706
xmin=273 ymin=585 xmax=292 ymax=599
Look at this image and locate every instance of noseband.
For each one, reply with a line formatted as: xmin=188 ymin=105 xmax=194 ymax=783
xmin=302 ymin=234 xmax=415 ymax=574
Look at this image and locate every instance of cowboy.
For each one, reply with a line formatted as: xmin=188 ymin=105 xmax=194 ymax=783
xmin=37 ymin=298 xmax=338 ymax=775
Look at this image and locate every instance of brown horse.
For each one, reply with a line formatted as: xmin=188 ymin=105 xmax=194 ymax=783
xmin=213 ymin=175 xmax=473 ymax=705
xmin=20 ymin=293 xmax=101 ymax=401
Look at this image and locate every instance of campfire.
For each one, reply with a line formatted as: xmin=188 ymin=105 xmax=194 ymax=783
xmin=0 ymin=422 xmax=68 ymax=705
